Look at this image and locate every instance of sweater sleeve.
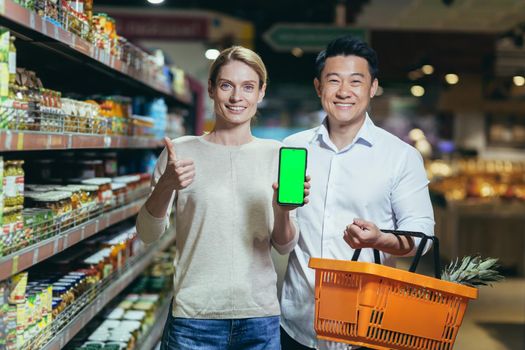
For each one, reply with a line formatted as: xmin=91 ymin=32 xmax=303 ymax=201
xmin=135 ymin=147 xmax=176 ymax=244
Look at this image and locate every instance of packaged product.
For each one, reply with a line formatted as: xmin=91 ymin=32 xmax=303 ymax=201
xmin=8 ymin=272 xmax=28 ymax=304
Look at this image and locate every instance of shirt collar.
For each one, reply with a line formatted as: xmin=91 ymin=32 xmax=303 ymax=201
xmin=311 ymin=113 xmax=376 ymax=151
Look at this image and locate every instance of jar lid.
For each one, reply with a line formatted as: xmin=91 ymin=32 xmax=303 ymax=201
xmin=112 ymin=175 xmax=140 ymax=184
xmin=82 ymin=177 xmax=112 ymax=186
xmin=78 ymin=184 xmax=100 ymax=191
xmin=110 ymin=182 xmax=126 ymax=191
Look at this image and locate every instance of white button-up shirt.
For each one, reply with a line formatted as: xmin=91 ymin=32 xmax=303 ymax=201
xmin=280 ymin=115 xmax=435 ymax=349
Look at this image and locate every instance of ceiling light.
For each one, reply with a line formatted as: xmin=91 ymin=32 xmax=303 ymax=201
xmin=291 ymin=47 xmax=304 ymax=57
xmin=147 ymin=0 xmax=165 ymax=4
xmin=445 ymin=73 xmax=459 ymax=85
xmin=410 ymin=85 xmax=425 ymax=97
xmin=422 ymin=65 xmax=434 ymax=75
xmin=205 ymin=49 xmax=220 ymax=60
xmin=513 ymin=75 xmax=525 ymax=86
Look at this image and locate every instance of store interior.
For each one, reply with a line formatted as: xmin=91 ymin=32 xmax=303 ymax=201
xmin=0 ymin=0 xmax=524 ymax=349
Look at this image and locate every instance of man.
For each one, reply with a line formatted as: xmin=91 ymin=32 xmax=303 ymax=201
xmin=280 ymin=35 xmax=435 ymax=350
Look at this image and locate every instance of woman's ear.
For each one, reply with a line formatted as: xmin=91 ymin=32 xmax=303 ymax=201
xmin=208 ymin=80 xmax=214 ymax=99
xmin=258 ymin=83 xmax=267 ymax=103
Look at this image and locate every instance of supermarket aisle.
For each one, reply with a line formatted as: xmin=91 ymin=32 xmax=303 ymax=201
xmin=272 ymin=253 xmax=525 ymax=350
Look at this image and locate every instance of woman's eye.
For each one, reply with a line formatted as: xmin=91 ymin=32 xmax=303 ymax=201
xmin=220 ymin=82 xmax=232 ymax=90
xmin=243 ymin=85 xmax=255 ymax=92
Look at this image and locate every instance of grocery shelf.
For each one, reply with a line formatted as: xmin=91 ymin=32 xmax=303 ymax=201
xmin=36 ymin=230 xmax=176 ymax=350
xmin=0 ymin=197 xmax=147 ymax=281
xmin=136 ymin=292 xmax=173 ymax=350
xmin=0 ymin=130 xmax=163 ymax=151
xmin=0 ymin=0 xmax=192 ymax=106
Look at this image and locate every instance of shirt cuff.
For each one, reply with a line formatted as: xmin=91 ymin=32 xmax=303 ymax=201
xmin=135 ymin=205 xmax=169 ymax=244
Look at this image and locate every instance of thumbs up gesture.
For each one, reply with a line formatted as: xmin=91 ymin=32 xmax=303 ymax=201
xmin=161 ymin=137 xmax=195 ymax=190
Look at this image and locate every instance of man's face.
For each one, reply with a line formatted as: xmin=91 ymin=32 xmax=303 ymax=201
xmin=314 ymin=55 xmax=378 ymax=128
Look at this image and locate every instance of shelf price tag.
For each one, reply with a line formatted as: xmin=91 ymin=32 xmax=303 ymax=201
xmin=29 ymin=12 xmax=36 ymax=29
xmin=16 ymin=132 xmax=23 ymax=150
xmin=53 ymin=25 xmax=60 ymax=41
xmin=53 ymin=238 xmax=60 ymax=254
xmin=4 ymin=131 xmax=12 ymax=150
xmin=11 ymin=255 xmax=19 ymax=275
xmin=104 ymin=136 xmax=111 ymax=148
xmin=32 ymin=248 xmax=39 ymax=265
xmin=63 ymin=234 xmax=69 ymax=249
xmin=41 ymin=18 xmax=48 ymax=35
xmin=0 ymin=0 xmax=4 ymax=14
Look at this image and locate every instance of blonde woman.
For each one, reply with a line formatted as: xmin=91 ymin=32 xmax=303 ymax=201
xmin=136 ymin=46 xmax=309 ymax=349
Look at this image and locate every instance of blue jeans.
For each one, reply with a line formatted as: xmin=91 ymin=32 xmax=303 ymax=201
xmin=160 ymin=309 xmax=281 ymax=350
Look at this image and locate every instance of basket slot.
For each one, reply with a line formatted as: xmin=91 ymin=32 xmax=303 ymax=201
xmin=317 ymin=318 xmax=357 ymax=337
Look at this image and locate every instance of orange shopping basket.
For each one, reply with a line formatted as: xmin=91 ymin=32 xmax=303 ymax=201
xmin=309 ymin=230 xmax=478 ymax=350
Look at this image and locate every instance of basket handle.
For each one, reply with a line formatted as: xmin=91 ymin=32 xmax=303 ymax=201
xmin=350 ymin=230 xmax=441 ymax=279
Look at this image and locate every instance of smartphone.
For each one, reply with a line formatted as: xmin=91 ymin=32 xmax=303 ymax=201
xmin=277 ymin=147 xmax=308 ymax=206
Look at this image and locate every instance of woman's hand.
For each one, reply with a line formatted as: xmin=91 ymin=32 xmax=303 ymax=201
xmin=272 ymin=175 xmax=311 ymax=212
xmin=159 ymin=137 xmax=195 ymax=190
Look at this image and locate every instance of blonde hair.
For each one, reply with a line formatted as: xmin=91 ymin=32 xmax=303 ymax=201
xmin=209 ymin=46 xmax=267 ymax=88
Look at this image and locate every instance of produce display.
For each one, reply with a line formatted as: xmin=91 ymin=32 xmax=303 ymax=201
xmin=427 ymin=158 xmax=525 ymax=201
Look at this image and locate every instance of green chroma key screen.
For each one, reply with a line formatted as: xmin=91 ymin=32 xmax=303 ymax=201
xmin=278 ymin=147 xmax=307 ymax=206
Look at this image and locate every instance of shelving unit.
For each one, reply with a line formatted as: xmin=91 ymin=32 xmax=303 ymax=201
xmin=0 ymin=196 xmax=147 ymax=281
xmin=0 ymin=131 xmax=163 ymax=151
xmin=0 ymin=0 xmax=192 ymax=105
xmin=0 ymin=1 xmax=194 ymax=348
xmin=33 ymin=230 xmax=175 ymax=350
xmin=135 ymin=292 xmax=173 ymax=350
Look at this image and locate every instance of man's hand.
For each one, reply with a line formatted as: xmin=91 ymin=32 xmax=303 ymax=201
xmin=272 ymin=175 xmax=311 ymax=212
xmin=160 ymin=137 xmax=195 ymax=190
xmin=343 ymin=218 xmax=382 ymax=249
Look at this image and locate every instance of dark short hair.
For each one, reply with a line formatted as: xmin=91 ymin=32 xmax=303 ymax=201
xmin=315 ymin=35 xmax=378 ymax=80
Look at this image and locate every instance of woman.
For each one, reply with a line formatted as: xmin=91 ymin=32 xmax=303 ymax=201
xmin=136 ymin=46 xmax=309 ymax=349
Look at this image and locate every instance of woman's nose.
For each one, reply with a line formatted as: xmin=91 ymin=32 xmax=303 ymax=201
xmin=230 ymin=89 xmax=242 ymax=101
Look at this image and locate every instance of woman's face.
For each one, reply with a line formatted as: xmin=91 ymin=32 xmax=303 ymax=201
xmin=209 ymin=60 xmax=266 ymax=127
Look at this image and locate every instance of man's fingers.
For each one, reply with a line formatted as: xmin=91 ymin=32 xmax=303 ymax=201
xmin=164 ymin=137 xmax=177 ymax=161
xmin=272 ymin=182 xmax=278 ymax=191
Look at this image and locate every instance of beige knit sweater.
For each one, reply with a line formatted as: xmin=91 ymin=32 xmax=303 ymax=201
xmin=136 ymin=136 xmax=298 ymax=319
